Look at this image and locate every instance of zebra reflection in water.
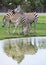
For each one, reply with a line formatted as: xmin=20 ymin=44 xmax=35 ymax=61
xmin=4 ymin=38 xmax=38 ymax=63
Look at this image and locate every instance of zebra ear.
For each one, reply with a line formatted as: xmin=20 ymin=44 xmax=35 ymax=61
xmin=12 ymin=10 xmax=15 ymax=14
xmin=6 ymin=13 xmax=10 ymax=17
xmin=7 ymin=14 xmax=9 ymax=15
xmin=34 ymin=12 xmax=36 ymax=15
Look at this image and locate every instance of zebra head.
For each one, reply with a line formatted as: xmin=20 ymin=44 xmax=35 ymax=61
xmin=2 ymin=16 xmax=6 ymax=27
xmin=2 ymin=14 xmax=10 ymax=27
xmin=14 ymin=5 xmax=23 ymax=14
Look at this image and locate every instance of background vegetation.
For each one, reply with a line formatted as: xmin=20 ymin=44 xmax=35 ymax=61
xmin=0 ymin=0 xmax=46 ymax=12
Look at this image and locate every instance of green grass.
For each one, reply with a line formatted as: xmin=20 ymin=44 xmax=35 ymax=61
xmin=0 ymin=14 xmax=46 ymax=39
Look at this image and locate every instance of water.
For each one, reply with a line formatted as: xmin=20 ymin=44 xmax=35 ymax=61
xmin=0 ymin=37 xmax=46 ymax=65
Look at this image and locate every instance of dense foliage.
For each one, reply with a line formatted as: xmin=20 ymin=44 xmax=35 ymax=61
xmin=0 ymin=0 xmax=46 ymax=12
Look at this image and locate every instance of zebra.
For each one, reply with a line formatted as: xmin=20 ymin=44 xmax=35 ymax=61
xmin=2 ymin=5 xmax=38 ymax=35
xmin=2 ymin=11 xmax=23 ymax=34
xmin=14 ymin=5 xmax=38 ymax=35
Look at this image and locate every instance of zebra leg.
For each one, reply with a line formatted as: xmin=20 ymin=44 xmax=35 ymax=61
xmin=28 ymin=23 xmax=31 ymax=34
xmin=8 ymin=22 xmax=11 ymax=34
xmin=13 ymin=22 xmax=20 ymax=34
xmin=34 ymin=20 xmax=37 ymax=35
xmin=21 ymin=23 xmax=23 ymax=34
xmin=18 ymin=25 xmax=20 ymax=35
xmin=23 ymin=26 xmax=28 ymax=36
xmin=13 ymin=25 xmax=17 ymax=34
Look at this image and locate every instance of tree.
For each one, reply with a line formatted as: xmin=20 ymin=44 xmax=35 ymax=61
xmin=41 ymin=0 xmax=46 ymax=12
xmin=2 ymin=0 xmax=22 ymax=9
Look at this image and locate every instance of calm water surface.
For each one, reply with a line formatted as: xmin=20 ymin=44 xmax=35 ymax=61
xmin=0 ymin=37 xmax=46 ymax=65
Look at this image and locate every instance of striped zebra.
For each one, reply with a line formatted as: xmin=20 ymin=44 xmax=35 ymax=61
xmin=14 ymin=5 xmax=38 ymax=35
xmin=2 ymin=6 xmax=38 ymax=35
xmin=2 ymin=11 xmax=23 ymax=34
